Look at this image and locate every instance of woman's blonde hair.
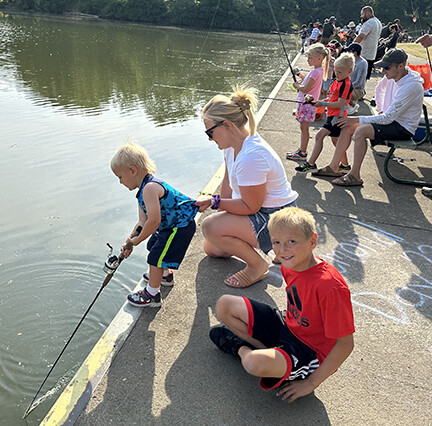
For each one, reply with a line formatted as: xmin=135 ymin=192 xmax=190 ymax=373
xmin=201 ymin=85 xmax=258 ymax=135
xmin=268 ymin=207 xmax=316 ymax=239
xmin=110 ymin=140 xmax=156 ymax=175
xmin=334 ymin=52 xmax=355 ymax=70
xmin=308 ymin=43 xmax=332 ymax=82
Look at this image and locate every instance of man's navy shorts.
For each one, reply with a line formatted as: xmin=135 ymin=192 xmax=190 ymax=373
xmin=370 ymin=121 xmax=413 ymax=146
xmin=243 ymin=297 xmax=320 ymax=390
xmin=147 ymin=220 xmax=195 ymax=269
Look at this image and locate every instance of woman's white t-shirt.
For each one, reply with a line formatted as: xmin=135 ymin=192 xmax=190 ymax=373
xmin=223 ymin=134 xmax=298 ymax=208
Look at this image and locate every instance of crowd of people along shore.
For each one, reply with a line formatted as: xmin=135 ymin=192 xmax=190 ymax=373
xmin=106 ymin=5 xmax=432 ymax=407
xmin=292 ymin=6 xmax=431 ymax=192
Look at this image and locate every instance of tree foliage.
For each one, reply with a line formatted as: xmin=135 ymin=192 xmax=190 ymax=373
xmin=2 ymin=0 xmax=431 ymax=33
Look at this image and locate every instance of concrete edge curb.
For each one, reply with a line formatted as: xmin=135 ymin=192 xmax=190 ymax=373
xmin=40 ymin=51 xmax=302 ymax=426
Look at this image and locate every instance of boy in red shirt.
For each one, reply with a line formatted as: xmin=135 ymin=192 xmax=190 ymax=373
xmin=210 ymin=207 xmax=355 ymax=401
xmin=295 ymin=53 xmax=355 ymax=177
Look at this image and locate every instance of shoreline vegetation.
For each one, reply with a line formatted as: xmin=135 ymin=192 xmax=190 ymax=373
xmin=0 ymin=4 xmax=429 ymax=62
xmin=1 ymin=0 xmax=431 ymax=34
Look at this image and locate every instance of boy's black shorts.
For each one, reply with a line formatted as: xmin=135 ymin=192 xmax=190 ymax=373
xmin=322 ymin=116 xmax=342 ymax=137
xmin=147 ymin=220 xmax=196 ymax=270
xmin=243 ymin=297 xmax=319 ymax=390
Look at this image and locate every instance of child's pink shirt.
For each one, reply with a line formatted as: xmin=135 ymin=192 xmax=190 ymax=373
xmin=296 ymin=67 xmax=323 ymax=103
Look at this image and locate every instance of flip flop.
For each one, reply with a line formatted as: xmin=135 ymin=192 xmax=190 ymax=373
xmin=332 ymin=174 xmax=364 ymax=187
xmin=224 ymin=269 xmax=269 ymax=288
xmin=311 ymin=165 xmax=343 ymax=177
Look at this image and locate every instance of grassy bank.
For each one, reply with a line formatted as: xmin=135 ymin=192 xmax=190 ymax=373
xmin=401 ymin=43 xmax=431 ymax=61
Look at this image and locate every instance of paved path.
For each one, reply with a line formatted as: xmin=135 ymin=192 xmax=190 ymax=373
xmin=48 ymin=51 xmax=432 ymax=426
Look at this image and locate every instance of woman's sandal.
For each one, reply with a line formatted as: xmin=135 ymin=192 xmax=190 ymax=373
xmin=332 ymin=174 xmax=364 ymax=187
xmin=311 ymin=165 xmax=343 ymax=177
xmin=224 ymin=269 xmax=269 ymax=288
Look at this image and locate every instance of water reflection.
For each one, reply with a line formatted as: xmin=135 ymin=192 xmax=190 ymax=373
xmin=5 ymin=14 xmax=291 ymax=123
xmin=0 ymin=12 xmax=295 ymax=425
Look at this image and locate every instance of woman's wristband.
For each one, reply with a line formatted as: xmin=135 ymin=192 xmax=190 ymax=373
xmin=210 ymin=194 xmax=221 ymax=210
xmin=322 ymin=101 xmax=326 ymax=107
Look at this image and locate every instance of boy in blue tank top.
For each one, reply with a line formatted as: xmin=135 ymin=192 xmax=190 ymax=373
xmin=111 ymin=141 xmax=198 ymax=307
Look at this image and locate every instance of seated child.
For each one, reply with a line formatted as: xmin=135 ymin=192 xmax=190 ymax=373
xmin=209 ymin=207 xmax=355 ymax=400
xmin=110 ymin=141 xmax=198 ymax=307
xmin=295 ymin=53 xmax=355 ymax=177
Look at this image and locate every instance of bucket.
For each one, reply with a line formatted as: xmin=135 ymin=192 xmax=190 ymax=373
xmin=408 ymin=64 xmax=431 ymax=90
xmin=413 ymin=114 xmax=427 ymax=141
xmin=315 ymin=104 xmax=325 ymax=121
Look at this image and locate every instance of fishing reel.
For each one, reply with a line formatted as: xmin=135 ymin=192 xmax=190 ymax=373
xmin=103 ymin=243 xmax=120 ymax=274
xmin=103 ymin=226 xmax=141 ymax=275
xmin=303 ymin=94 xmax=316 ymax=105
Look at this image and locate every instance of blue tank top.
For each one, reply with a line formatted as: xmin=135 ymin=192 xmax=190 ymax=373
xmin=136 ymin=174 xmax=198 ymax=230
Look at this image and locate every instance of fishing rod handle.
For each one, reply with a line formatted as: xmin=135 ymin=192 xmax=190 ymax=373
xmin=119 ymin=225 xmax=143 ymax=260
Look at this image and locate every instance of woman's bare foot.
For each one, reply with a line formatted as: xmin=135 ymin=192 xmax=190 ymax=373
xmin=224 ymin=262 xmax=269 ymax=288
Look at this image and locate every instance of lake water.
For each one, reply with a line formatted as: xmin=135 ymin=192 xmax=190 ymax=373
xmin=0 ymin=12 xmax=295 ymax=424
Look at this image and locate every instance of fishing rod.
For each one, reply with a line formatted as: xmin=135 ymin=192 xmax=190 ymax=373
xmin=153 ymin=84 xmax=303 ymax=104
xmin=22 ymin=226 xmax=142 ymax=419
xmin=266 ymin=0 xmax=297 ymax=83
xmin=426 ymin=47 xmax=432 ymax=78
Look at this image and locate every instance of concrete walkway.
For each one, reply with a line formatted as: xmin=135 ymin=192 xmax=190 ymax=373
xmin=47 ymin=51 xmax=432 ymax=426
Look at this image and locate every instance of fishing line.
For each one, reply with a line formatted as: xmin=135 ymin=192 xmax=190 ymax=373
xmin=410 ymin=0 xmax=424 ymax=33
xmin=23 ymin=226 xmax=142 ymax=419
xmin=198 ymin=0 xmax=223 ymax=58
xmin=153 ymin=83 xmax=300 ymax=103
xmin=266 ymin=0 xmax=297 ymax=83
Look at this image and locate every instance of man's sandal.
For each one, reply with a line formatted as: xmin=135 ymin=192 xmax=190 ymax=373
xmin=312 ymin=165 xmax=344 ymax=177
xmin=332 ymin=174 xmax=364 ymax=187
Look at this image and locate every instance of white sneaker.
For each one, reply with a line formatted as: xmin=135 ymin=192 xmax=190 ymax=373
xmin=347 ymin=104 xmax=359 ymax=115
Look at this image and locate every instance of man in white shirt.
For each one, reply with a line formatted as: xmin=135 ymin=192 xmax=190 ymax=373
xmin=354 ymin=6 xmax=382 ymax=79
xmin=329 ymin=49 xmax=424 ymax=186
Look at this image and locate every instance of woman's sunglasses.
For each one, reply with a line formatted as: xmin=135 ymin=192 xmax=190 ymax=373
xmin=205 ymin=121 xmax=225 ymax=138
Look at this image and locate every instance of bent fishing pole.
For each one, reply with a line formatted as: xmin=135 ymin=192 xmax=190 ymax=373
xmin=23 ymin=226 xmax=142 ymax=419
xmin=266 ymin=0 xmax=297 ymax=83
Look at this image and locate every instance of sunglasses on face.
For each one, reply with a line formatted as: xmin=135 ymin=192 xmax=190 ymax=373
xmin=382 ymin=64 xmax=396 ymax=71
xmin=205 ymin=121 xmax=224 ymax=138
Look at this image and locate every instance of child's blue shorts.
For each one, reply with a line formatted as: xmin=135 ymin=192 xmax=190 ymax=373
xmin=243 ymin=297 xmax=320 ymax=390
xmin=147 ymin=220 xmax=196 ymax=269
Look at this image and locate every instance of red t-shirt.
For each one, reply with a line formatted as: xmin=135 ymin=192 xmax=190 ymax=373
xmin=327 ymin=77 xmax=353 ymax=117
xmin=281 ymin=260 xmax=355 ymax=363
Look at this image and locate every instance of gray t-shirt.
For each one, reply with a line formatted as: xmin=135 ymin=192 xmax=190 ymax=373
xmin=350 ymin=56 xmax=368 ymax=92
xmin=359 ymin=17 xmax=382 ymax=60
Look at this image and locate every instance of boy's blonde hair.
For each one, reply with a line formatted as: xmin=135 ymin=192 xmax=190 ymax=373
xmin=110 ymin=140 xmax=156 ymax=175
xmin=334 ymin=52 xmax=355 ymax=71
xmin=308 ymin=43 xmax=331 ymax=81
xmin=202 ymin=85 xmax=258 ymax=135
xmin=268 ymin=207 xmax=316 ymax=239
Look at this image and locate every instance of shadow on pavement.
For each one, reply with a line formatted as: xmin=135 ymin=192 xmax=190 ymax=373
xmin=158 ymin=257 xmax=331 ymax=425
